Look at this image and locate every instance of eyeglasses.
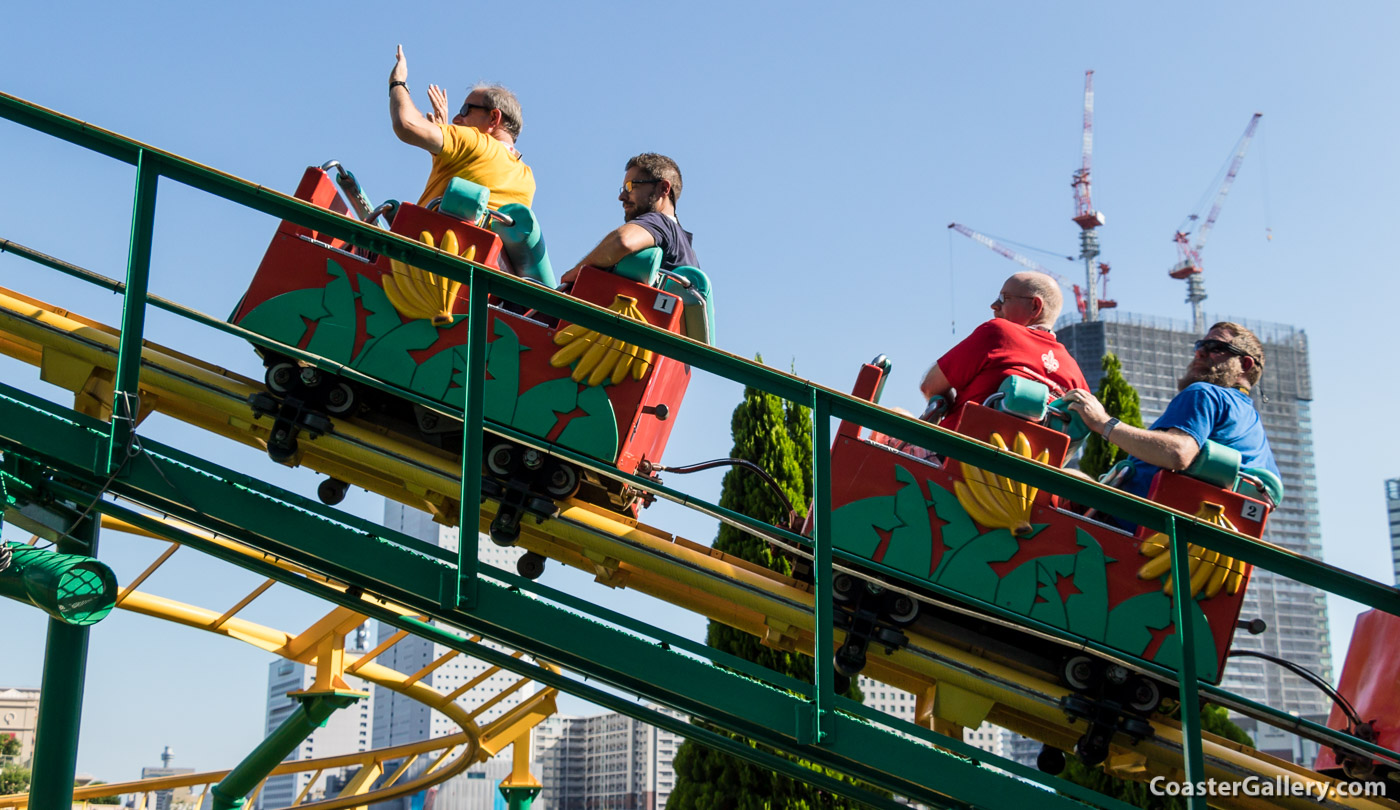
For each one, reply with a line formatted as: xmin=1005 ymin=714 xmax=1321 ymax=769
xmin=458 ymin=102 xmax=493 ymax=118
xmin=1194 ymin=338 xmax=1250 ymax=358
xmin=620 ymin=179 xmax=660 ymax=194
xmin=992 ymin=292 xmax=1035 ymax=307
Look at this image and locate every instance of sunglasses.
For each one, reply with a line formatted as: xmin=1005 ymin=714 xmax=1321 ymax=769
xmin=458 ymin=102 xmax=493 ymax=117
xmin=620 ymin=179 xmax=660 ymax=195
xmin=992 ymin=292 xmax=1036 ymax=307
xmin=1194 ymin=338 xmax=1250 ymax=358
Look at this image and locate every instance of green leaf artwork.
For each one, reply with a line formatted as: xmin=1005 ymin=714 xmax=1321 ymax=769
xmin=304 ymin=262 xmax=357 ymax=362
xmin=879 ymin=465 xmax=935 ymax=578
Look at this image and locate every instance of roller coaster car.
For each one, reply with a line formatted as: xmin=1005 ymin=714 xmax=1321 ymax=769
xmin=1315 ymin=610 xmax=1400 ymax=795
xmin=230 ymin=164 xmax=710 ymax=549
xmin=807 ymin=358 xmax=1279 ymax=765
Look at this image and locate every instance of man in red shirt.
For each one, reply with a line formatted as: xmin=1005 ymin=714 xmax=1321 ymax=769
xmin=920 ymin=272 xmax=1087 ymax=426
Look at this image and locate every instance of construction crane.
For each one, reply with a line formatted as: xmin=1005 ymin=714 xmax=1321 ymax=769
xmin=1170 ymin=113 xmax=1263 ymax=334
xmin=1070 ymin=69 xmax=1107 ymax=322
xmin=948 ymin=223 xmax=1115 ymax=319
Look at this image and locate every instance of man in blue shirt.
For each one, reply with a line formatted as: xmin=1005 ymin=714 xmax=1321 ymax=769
xmin=560 ymin=153 xmax=699 ymax=284
xmin=1062 ymin=321 xmax=1280 ymax=499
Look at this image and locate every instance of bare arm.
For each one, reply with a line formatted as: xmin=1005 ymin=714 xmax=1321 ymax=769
xmin=560 ymin=224 xmax=656 ymax=284
xmin=919 ymin=364 xmax=952 ymax=399
xmin=1063 ymin=389 xmax=1200 ymax=470
xmin=388 ymin=46 xmax=444 ymax=154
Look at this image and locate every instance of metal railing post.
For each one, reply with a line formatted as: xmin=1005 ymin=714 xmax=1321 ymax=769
xmin=28 ymin=515 xmax=100 ymax=810
xmin=810 ymin=390 xmax=833 ymax=744
xmin=456 ymin=270 xmax=488 ymax=609
xmin=1167 ymin=515 xmax=1206 ymax=809
xmin=107 ymin=149 xmax=158 ymax=475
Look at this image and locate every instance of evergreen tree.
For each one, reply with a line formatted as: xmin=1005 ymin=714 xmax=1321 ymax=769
xmin=1060 ymin=704 xmax=1252 ymax=808
xmin=1078 ymin=353 xmax=1145 ymax=480
xmin=669 ymin=368 xmax=872 ymax=810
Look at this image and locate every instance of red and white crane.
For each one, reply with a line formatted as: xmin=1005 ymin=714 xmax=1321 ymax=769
xmin=947 ymin=223 xmax=1114 ymax=319
xmin=1070 ymin=69 xmax=1107 ymax=322
xmin=1170 ymin=112 xmax=1263 ymax=333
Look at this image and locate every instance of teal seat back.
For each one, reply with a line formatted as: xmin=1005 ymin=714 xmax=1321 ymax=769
xmin=1184 ymin=439 xmax=1242 ymax=489
xmin=994 ymin=376 xmax=1050 ymax=421
xmin=1046 ymin=395 xmax=1091 ymax=445
xmin=660 ymin=265 xmax=716 ymax=345
xmin=1235 ymin=466 xmax=1285 ymax=506
xmin=441 ymin=177 xmax=490 ymax=224
xmin=614 ymin=247 xmax=662 ymax=286
xmin=490 ymin=203 xmax=555 ymax=288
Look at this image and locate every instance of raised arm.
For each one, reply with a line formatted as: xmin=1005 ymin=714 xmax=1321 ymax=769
xmin=388 ymin=46 xmax=444 ymax=154
xmin=560 ymin=224 xmax=656 ymax=284
xmin=1063 ymin=389 xmax=1199 ymax=470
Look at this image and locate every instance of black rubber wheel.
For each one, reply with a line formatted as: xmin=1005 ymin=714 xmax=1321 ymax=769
xmin=834 ymin=644 xmax=866 ymax=677
xmin=487 ymin=444 xmax=514 ymax=476
xmin=1063 ymin=655 xmax=1096 ymax=690
xmin=266 ymin=362 xmax=297 ymax=395
xmin=1037 ymin=745 xmax=1066 ymax=775
xmin=832 ymin=573 xmax=859 ymax=604
xmin=318 ymin=478 xmax=350 ymax=505
xmin=490 ymin=511 xmax=521 ymax=546
xmin=1075 ymin=732 xmax=1110 ymax=767
xmin=325 ymin=382 xmax=356 ymax=416
xmin=544 ymin=463 xmax=580 ymax=498
xmin=833 ymin=671 xmax=852 ymax=695
xmin=268 ymin=431 xmax=298 ymax=464
xmin=1127 ymin=677 xmax=1162 ymax=713
xmin=517 ymin=551 xmax=547 ymax=580
xmin=887 ymin=593 xmax=919 ymax=626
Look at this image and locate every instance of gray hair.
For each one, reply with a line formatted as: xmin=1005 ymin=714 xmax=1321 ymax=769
xmin=473 ymin=83 xmax=523 ymax=140
xmin=1008 ymin=272 xmax=1063 ymax=326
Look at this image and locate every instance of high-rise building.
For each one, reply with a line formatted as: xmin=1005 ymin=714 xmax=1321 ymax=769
xmin=371 ymin=501 xmax=533 ymax=810
xmin=139 ymin=748 xmax=196 ymax=810
xmin=1385 ymin=478 xmax=1400 ymax=586
xmin=0 ymin=687 xmax=39 ymax=765
xmin=256 ymin=624 xmax=375 ymax=810
xmin=1058 ymin=311 xmax=1332 ymax=717
xmin=526 ymin=708 xmax=681 ymax=810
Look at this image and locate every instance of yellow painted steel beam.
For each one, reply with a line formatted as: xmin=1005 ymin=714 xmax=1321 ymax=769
xmin=0 ymin=287 xmax=1386 ymax=809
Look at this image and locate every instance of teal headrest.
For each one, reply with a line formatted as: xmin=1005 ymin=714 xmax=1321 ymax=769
xmin=441 ymin=177 xmax=490 ymax=224
xmin=614 ymin=247 xmax=662 ymax=285
xmin=1184 ymin=440 xmax=1242 ymax=489
xmin=659 ymin=265 xmax=716 ymax=345
xmin=490 ymin=203 xmax=555 ymax=287
xmin=1235 ymin=467 xmax=1285 ymax=507
xmin=1046 ymin=396 xmax=1091 ymax=444
xmin=994 ymin=376 xmax=1050 ymax=421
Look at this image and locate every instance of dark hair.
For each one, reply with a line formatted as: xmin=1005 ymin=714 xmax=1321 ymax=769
xmin=473 ymin=84 xmax=523 ymax=140
xmin=1211 ymin=321 xmax=1265 ymax=386
xmin=625 ymin=153 xmax=683 ymax=208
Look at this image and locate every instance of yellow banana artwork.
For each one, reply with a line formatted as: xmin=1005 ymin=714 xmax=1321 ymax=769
xmin=1137 ymin=501 xmax=1247 ymax=599
xmin=549 ymin=295 xmax=655 ymax=386
xmin=382 ymin=230 xmax=476 ymax=325
xmin=953 ymin=431 xmax=1049 ymax=536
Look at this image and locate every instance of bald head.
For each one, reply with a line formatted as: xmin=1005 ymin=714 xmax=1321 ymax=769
xmin=998 ymin=272 xmax=1063 ymax=327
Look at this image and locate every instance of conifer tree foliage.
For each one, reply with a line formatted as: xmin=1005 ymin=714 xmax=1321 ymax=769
xmin=1059 ymin=705 xmax=1252 ymax=808
xmin=1078 ymin=353 xmax=1145 ymax=480
xmin=669 ymin=373 xmax=871 ymax=810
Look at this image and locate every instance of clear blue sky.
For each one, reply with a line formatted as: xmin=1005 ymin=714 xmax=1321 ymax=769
xmin=2 ymin=0 xmax=1396 ymax=784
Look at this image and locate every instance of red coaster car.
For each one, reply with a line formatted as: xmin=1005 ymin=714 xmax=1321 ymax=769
xmin=230 ymin=164 xmax=713 ymax=564
xmin=809 ymin=358 xmax=1277 ymax=766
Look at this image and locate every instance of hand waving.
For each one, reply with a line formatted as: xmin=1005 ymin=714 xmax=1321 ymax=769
xmin=428 ymin=84 xmax=450 ymax=125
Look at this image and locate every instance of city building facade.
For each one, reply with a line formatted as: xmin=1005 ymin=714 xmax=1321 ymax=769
xmin=1058 ymin=311 xmax=1332 ymax=717
xmin=0 ymin=687 xmax=39 ymax=765
xmin=1386 ymin=478 xmax=1400 ymax=586
xmin=256 ymin=624 xmax=375 ymax=810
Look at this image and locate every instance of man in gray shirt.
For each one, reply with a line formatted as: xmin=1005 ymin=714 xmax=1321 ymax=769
xmin=561 ymin=153 xmax=699 ymax=283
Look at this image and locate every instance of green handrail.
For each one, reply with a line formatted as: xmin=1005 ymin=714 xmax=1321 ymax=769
xmin=2 ymin=88 xmax=1396 ymax=807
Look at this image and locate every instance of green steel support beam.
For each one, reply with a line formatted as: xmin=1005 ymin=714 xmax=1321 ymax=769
xmin=0 ymin=385 xmax=1124 ymax=810
xmin=498 ymin=787 xmax=540 ymax=810
xmin=1168 ymin=516 xmax=1207 ymax=810
xmin=456 ymin=268 xmax=489 ymax=609
xmin=0 ymin=92 xmax=1393 ymax=618
xmin=210 ymin=692 xmax=360 ymax=810
xmin=0 ymin=543 xmax=117 ymax=625
xmin=810 ymin=390 xmax=834 ymax=744
xmin=27 ymin=514 xmax=99 ymax=810
xmin=108 ymin=149 xmax=158 ymax=475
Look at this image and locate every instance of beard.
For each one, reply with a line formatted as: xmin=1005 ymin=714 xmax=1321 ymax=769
xmin=1178 ymin=357 xmax=1241 ymax=391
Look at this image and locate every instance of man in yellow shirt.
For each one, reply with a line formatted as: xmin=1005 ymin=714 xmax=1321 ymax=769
xmin=387 ymin=45 xmax=535 ymax=209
